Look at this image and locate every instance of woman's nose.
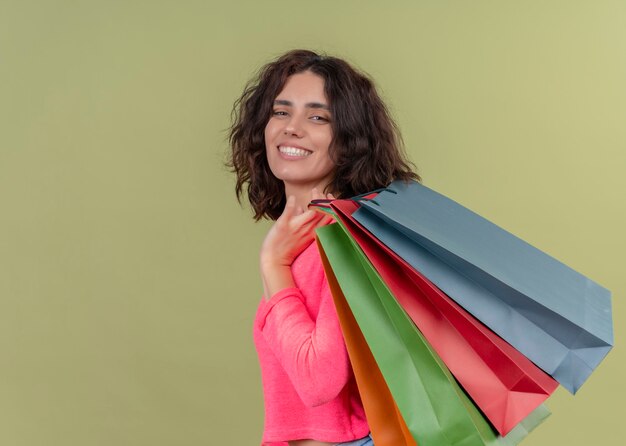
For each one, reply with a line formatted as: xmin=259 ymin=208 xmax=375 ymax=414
xmin=283 ymin=114 xmax=305 ymax=136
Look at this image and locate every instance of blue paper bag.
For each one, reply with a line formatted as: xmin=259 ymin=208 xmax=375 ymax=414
xmin=353 ymin=180 xmax=613 ymax=394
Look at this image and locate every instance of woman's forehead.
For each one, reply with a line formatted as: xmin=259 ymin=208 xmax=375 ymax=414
xmin=275 ymin=72 xmax=328 ymax=104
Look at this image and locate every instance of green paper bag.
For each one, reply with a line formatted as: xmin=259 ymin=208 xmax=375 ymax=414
xmin=316 ymin=223 xmax=550 ymax=446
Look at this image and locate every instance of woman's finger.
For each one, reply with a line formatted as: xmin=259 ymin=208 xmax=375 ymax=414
xmin=299 ymin=211 xmax=332 ymax=233
xmin=292 ymin=208 xmax=322 ymax=228
xmin=280 ymin=195 xmax=298 ymax=220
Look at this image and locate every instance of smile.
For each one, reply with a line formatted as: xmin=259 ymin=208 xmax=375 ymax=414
xmin=278 ymin=146 xmax=313 ymax=157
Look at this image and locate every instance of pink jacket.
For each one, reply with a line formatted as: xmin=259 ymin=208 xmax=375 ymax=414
xmin=253 ymin=240 xmax=369 ymax=445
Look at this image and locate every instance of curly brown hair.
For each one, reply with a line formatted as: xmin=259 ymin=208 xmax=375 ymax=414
xmin=227 ymin=49 xmax=420 ymax=221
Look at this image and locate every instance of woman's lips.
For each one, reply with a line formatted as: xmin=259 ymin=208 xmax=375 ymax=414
xmin=278 ymin=145 xmax=313 ymax=159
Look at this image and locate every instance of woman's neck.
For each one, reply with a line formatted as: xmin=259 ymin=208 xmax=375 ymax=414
xmin=284 ymin=181 xmax=333 ymax=211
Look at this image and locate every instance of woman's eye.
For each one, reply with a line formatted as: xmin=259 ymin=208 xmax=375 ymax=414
xmin=311 ymin=116 xmax=329 ymax=122
xmin=272 ymin=110 xmax=287 ymax=116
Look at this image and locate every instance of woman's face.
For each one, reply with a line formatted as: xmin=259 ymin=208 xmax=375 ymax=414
xmin=264 ymin=71 xmax=335 ymax=193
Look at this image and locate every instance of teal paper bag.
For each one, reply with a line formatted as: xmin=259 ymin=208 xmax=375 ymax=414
xmin=353 ymin=180 xmax=613 ymax=393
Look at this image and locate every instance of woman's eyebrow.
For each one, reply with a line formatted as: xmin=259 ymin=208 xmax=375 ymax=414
xmin=273 ymin=99 xmax=330 ymax=110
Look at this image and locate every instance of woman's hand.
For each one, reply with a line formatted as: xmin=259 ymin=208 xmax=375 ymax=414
xmin=260 ymin=188 xmax=335 ymax=299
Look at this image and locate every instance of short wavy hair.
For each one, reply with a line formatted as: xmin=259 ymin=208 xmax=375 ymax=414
xmin=227 ymin=49 xmax=420 ymax=221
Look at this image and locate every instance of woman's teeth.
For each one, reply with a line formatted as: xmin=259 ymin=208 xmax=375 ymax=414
xmin=279 ymin=146 xmax=312 ymax=157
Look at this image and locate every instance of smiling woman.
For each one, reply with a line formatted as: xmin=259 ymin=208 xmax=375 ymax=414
xmin=226 ymin=49 xmax=420 ymax=446
xmin=264 ymin=71 xmax=335 ymax=201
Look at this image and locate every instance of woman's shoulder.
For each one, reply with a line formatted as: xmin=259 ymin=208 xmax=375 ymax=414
xmin=292 ymin=239 xmax=323 ymax=272
xmin=291 ymin=239 xmax=329 ymax=294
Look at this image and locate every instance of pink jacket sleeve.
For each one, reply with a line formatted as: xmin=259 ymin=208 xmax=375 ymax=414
xmin=256 ymin=278 xmax=350 ymax=408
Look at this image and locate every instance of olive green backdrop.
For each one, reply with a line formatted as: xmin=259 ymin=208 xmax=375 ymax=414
xmin=1 ymin=1 xmax=624 ymax=445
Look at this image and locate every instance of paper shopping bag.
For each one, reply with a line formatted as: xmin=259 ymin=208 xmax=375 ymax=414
xmin=316 ymin=223 xmax=550 ymax=446
xmin=318 ymin=240 xmax=416 ymax=446
xmin=353 ymin=180 xmax=613 ymax=394
xmin=329 ymin=198 xmax=558 ymax=435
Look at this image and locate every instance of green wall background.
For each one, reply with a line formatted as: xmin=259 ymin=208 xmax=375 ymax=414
xmin=1 ymin=1 xmax=624 ymax=444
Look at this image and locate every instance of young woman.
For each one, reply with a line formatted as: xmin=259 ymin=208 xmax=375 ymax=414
xmin=228 ymin=49 xmax=419 ymax=446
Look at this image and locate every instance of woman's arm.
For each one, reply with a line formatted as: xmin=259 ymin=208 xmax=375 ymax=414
xmin=257 ymin=262 xmax=350 ymax=407
xmin=257 ymin=190 xmax=347 ymax=406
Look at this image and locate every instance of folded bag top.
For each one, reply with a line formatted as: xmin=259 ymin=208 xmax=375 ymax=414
xmin=353 ymin=180 xmax=613 ymax=393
